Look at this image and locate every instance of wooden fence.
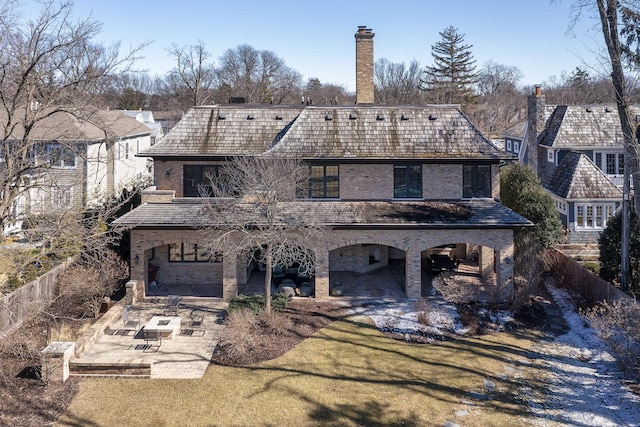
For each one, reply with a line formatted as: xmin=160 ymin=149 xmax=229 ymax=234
xmin=0 ymin=260 xmax=73 ymax=336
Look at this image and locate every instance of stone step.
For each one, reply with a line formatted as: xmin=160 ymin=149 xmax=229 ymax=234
xmin=69 ymin=358 xmax=153 ymax=378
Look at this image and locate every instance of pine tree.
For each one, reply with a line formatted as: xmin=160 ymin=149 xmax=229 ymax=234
xmin=420 ymin=26 xmax=478 ymax=106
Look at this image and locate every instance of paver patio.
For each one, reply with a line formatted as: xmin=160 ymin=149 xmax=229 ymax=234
xmin=75 ymin=298 xmax=227 ymax=379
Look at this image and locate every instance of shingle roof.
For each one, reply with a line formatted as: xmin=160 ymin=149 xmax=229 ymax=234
xmin=1 ymin=109 xmax=151 ymax=142
xmin=539 ymin=105 xmax=640 ymax=148
xmin=545 ymin=151 xmax=622 ymax=199
xmin=502 ymin=121 xmax=526 ymax=139
xmin=113 ymin=199 xmax=531 ymax=229
xmin=141 ymin=105 xmax=512 ymax=161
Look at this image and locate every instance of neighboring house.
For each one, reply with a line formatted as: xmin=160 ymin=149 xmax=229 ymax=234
xmin=5 ymin=110 xmax=153 ymax=230
xmin=152 ymin=110 xmax=183 ymax=136
xmin=545 ymin=151 xmax=621 ymax=244
xmin=115 ymin=27 xmax=530 ymax=301
xmin=502 ymin=121 xmax=526 ymax=161
xmin=515 ymin=86 xmax=631 ymax=244
xmin=121 ymin=110 xmax=164 ymax=145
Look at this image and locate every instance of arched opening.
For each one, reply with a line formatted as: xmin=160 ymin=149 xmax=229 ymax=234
xmin=420 ymin=242 xmax=497 ymax=299
xmin=238 ymin=244 xmax=316 ymax=297
xmin=328 ymin=243 xmax=406 ymax=299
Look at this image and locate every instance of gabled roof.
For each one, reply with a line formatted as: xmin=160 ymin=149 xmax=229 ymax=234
xmin=1 ymin=109 xmax=151 ymax=142
xmin=545 ymin=151 xmax=622 ymax=199
xmin=113 ymin=199 xmax=532 ymax=229
xmin=141 ymin=105 xmax=512 ymax=161
xmin=539 ymin=105 xmax=640 ymax=149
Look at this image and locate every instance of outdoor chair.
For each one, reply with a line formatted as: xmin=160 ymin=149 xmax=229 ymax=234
xmin=189 ymin=311 xmax=204 ymax=329
xmin=164 ymin=295 xmax=182 ymax=316
xmin=122 ymin=305 xmax=140 ymax=332
xmin=143 ymin=329 xmax=162 ymax=351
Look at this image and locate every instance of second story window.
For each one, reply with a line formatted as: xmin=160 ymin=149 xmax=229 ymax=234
xmin=302 ymin=165 xmax=339 ymax=198
xmin=394 ymin=165 xmax=422 ymax=198
xmin=183 ymin=165 xmax=220 ymax=197
xmin=463 ymin=164 xmax=491 ymax=198
xmin=46 ymin=143 xmax=75 ymax=168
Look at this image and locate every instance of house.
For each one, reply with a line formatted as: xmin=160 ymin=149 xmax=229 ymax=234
xmin=4 ymin=109 xmax=154 ymax=230
xmin=121 ymin=110 xmax=164 ymax=145
xmin=523 ymin=86 xmax=628 ymax=244
xmin=114 ymin=27 xmax=530 ymax=301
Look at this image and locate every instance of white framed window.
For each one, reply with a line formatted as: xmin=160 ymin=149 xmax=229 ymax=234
xmin=547 ymin=149 xmax=555 ymax=163
xmin=46 ymin=143 xmax=76 ymax=168
xmin=506 ymin=140 xmax=512 ymax=151
xmin=594 ymin=151 xmax=624 ymax=175
xmin=514 ymin=141 xmax=520 ymax=153
xmin=575 ymin=202 xmax=617 ymax=229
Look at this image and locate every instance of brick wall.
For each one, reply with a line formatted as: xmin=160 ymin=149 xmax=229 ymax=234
xmin=423 ymin=164 xmax=462 ymax=199
xmin=340 ymin=164 xmax=392 ymax=199
xmin=355 ymin=28 xmax=375 ymax=105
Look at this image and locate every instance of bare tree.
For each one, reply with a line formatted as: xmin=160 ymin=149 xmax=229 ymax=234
xmin=303 ymin=78 xmax=350 ymax=105
xmin=583 ymin=0 xmax=640 ymax=291
xmin=216 ymin=45 xmax=302 ymax=104
xmin=471 ymin=60 xmax=524 ymax=137
xmin=374 ymin=58 xmax=423 ymax=105
xmin=0 ymin=0 xmax=147 ymax=236
xmin=200 ymin=156 xmax=324 ymax=313
xmin=158 ymin=41 xmax=217 ymax=110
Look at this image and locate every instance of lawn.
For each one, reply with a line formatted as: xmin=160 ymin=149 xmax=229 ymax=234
xmin=57 ymin=316 xmax=543 ymax=427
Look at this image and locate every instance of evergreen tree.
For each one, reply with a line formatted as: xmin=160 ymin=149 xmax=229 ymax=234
xmin=500 ymin=163 xmax=563 ymax=249
xmin=598 ymin=210 xmax=640 ymax=293
xmin=420 ymin=26 xmax=479 ymax=106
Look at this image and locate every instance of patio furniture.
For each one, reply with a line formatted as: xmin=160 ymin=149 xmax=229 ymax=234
xmin=298 ymin=282 xmax=314 ymax=297
xmin=189 ymin=311 xmax=204 ymax=329
xmin=279 ymin=286 xmax=296 ymax=299
xmin=144 ymin=316 xmax=182 ymax=340
xmin=122 ymin=305 xmax=140 ymax=332
xmin=143 ymin=329 xmax=162 ymax=351
xmin=164 ymin=295 xmax=182 ymax=316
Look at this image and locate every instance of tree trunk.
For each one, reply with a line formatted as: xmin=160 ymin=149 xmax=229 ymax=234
xmin=264 ymin=244 xmax=272 ymax=314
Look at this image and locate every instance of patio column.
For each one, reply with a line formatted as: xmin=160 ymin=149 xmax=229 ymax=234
xmin=405 ymin=247 xmax=421 ymax=299
xmin=222 ymin=253 xmax=238 ymax=301
xmin=314 ymin=247 xmax=330 ymax=299
xmin=478 ymin=245 xmax=494 ymax=278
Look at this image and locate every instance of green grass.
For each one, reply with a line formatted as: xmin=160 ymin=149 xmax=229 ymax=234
xmin=57 ymin=316 xmax=543 ymax=427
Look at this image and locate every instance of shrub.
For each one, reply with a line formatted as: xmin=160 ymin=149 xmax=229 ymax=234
xmin=598 ymin=210 xmax=640 ymax=293
xmin=227 ymin=293 xmax=288 ymax=315
xmin=217 ymin=308 xmax=260 ymax=359
xmin=586 ymin=299 xmax=640 ymax=379
xmin=432 ymin=272 xmax=478 ymax=304
xmin=258 ymin=310 xmax=293 ymax=336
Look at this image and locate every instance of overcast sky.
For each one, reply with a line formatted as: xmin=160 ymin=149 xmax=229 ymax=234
xmin=57 ymin=0 xmax=609 ymax=91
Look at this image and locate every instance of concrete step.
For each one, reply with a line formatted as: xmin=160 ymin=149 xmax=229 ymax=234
xmin=69 ymin=358 xmax=153 ymax=378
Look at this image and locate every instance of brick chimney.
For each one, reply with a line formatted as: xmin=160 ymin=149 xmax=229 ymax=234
xmin=526 ymin=84 xmax=546 ymax=177
xmin=355 ymin=26 xmax=375 ymax=106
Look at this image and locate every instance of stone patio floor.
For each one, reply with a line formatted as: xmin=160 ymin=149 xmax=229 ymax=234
xmin=75 ymin=298 xmax=227 ymax=379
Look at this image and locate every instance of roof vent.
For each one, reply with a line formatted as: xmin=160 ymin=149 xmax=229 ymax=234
xmin=325 ymin=114 xmax=333 ymax=121
xmin=349 ymin=114 xmax=357 ymax=120
xmin=428 ymin=115 xmax=437 ymax=120
xmin=246 ymin=114 xmax=254 ymax=120
xmin=275 ymin=114 xmax=283 ymax=120
xmin=586 ymin=107 xmax=592 ymax=112
xmin=217 ymin=114 xmax=226 ymax=120
xmin=605 ymin=107 xmax=612 ymax=112
xmin=401 ymin=114 xmax=409 ymax=121
xmin=376 ymin=114 xmax=385 ymax=121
